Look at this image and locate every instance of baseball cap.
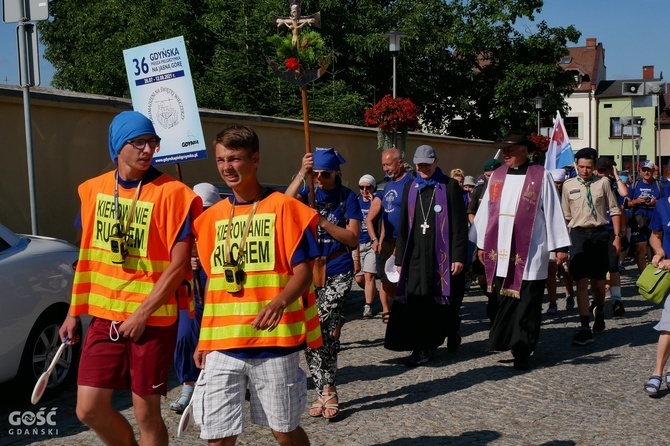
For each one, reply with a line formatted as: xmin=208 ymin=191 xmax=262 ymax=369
xmin=641 ymin=160 xmax=656 ymax=170
xmin=413 ymin=145 xmax=437 ymax=164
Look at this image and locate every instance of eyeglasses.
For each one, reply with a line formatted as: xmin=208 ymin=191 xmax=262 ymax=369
xmin=126 ymin=137 xmax=160 ymax=151
xmin=312 ymin=170 xmax=333 ymax=179
xmin=359 ymin=185 xmax=374 ymax=191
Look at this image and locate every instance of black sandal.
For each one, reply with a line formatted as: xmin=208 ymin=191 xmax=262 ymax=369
xmin=381 ymin=312 xmax=390 ymax=324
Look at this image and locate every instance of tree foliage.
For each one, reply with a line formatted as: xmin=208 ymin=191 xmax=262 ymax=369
xmin=39 ymin=0 xmax=580 ymax=139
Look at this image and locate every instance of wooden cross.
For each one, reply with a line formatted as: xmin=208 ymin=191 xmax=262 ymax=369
xmin=420 ymin=221 xmax=430 ymax=234
xmin=273 ymin=0 xmax=321 ymax=47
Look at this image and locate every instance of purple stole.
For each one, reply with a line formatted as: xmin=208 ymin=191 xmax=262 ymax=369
xmin=396 ymin=180 xmax=451 ymax=305
xmin=483 ymin=164 xmax=544 ymax=298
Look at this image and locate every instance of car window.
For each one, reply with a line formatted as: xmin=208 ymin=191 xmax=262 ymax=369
xmin=0 ymin=237 xmax=10 ymax=253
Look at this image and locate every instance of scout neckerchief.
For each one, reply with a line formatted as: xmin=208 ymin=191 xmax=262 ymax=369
xmin=483 ymin=164 xmax=543 ymax=298
xmin=396 ymin=167 xmax=451 ymax=305
xmin=577 ymin=174 xmax=596 ymax=216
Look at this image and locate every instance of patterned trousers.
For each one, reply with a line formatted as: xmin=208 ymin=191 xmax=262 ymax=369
xmin=304 ymin=271 xmax=353 ymax=390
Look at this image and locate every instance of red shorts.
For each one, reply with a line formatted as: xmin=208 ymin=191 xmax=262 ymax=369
xmin=77 ymin=317 xmax=178 ymax=396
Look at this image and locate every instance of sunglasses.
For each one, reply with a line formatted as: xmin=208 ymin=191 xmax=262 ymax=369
xmin=359 ymin=185 xmax=374 ymax=191
xmin=312 ymin=171 xmax=333 ymax=179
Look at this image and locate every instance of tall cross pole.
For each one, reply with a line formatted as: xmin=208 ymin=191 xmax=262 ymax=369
xmin=271 ymin=0 xmax=325 ymax=208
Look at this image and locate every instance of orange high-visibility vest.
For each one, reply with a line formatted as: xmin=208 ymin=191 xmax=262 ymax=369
xmin=69 ymin=170 xmax=199 ymax=326
xmin=195 ymin=191 xmax=322 ymax=350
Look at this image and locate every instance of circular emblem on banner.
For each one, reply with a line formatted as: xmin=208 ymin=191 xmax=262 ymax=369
xmin=147 ymin=87 xmax=185 ymax=130
xmin=434 ymin=204 xmax=442 ymax=213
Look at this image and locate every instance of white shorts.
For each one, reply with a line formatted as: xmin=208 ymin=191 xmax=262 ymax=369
xmin=354 ymin=241 xmax=377 ymax=275
xmin=193 ymin=351 xmax=306 ymax=439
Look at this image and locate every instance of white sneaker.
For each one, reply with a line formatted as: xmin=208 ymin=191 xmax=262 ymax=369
xmin=363 ymin=304 xmax=373 ymax=318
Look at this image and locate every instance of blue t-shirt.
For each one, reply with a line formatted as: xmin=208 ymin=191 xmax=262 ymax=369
xmin=357 ymin=192 xmax=382 ymax=244
xmin=299 ymin=184 xmax=363 ymax=276
xmin=381 ymin=173 xmax=414 ymax=239
xmin=649 ymin=198 xmax=670 ymax=254
xmin=629 ymin=179 xmax=664 ymax=221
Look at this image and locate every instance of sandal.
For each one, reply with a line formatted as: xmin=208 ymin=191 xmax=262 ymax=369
xmin=169 ymin=385 xmax=194 ymax=413
xmin=381 ymin=312 xmax=390 ymax=324
xmin=309 ymin=393 xmax=325 ymax=417
xmin=644 ymin=374 xmax=662 ymax=397
xmin=322 ymin=391 xmax=340 ymax=420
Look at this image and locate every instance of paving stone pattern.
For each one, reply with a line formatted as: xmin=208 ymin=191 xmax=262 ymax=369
xmin=2 ymin=264 xmax=670 ymax=445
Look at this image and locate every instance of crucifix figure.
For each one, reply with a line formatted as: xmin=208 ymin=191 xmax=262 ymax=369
xmin=274 ymin=0 xmax=321 ymax=47
xmin=420 ymin=221 xmax=430 ymax=234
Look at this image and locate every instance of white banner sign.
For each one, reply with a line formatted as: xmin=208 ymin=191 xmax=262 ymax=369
xmin=123 ymin=36 xmax=206 ymax=165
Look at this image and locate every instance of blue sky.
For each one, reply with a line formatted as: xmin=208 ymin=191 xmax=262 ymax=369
xmin=1 ymin=0 xmax=668 ymax=87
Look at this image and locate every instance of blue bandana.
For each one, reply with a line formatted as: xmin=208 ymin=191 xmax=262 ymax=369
xmin=313 ymin=147 xmax=346 ymax=171
xmin=108 ymin=111 xmax=159 ymax=164
xmin=415 ymin=166 xmax=446 ymax=190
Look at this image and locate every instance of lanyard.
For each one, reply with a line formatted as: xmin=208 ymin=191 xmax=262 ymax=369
xmin=225 ymin=194 xmax=261 ymax=265
xmin=114 ymin=171 xmax=143 ymax=238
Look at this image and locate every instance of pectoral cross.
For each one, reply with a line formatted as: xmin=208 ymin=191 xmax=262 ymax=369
xmin=420 ymin=221 xmax=430 ymax=234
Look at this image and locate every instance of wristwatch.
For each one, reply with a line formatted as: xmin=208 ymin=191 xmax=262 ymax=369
xmin=371 ymin=238 xmax=378 ymax=242
xmin=614 ymin=233 xmax=625 ymax=237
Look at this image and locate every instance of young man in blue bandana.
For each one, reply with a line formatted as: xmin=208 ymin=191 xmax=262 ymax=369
xmin=59 ymin=110 xmax=201 ymax=445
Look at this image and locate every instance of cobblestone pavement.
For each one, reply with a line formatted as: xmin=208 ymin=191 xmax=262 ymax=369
xmin=3 ymin=264 xmax=670 ymax=445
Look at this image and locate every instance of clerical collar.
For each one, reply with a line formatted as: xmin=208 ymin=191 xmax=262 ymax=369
xmin=507 ymin=160 xmax=531 ymax=175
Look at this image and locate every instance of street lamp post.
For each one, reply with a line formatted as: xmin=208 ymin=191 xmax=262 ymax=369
xmin=383 ymin=30 xmax=407 ymax=99
xmin=383 ymin=30 xmax=407 ymax=147
xmin=534 ymin=96 xmax=543 ymax=135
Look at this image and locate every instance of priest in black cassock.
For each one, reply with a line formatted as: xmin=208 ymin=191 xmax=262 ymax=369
xmin=384 ymin=145 xmax=468 ymax=366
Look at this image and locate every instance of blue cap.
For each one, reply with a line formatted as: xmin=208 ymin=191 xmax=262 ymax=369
xmin=108 ymin=111 xmax=159 ymax=164
xmin=313 ymin=147 xmax=346 ymax=171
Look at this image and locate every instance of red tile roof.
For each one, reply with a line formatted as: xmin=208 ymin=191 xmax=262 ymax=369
xmin=560 ymin=38 xmax=604 ymax=92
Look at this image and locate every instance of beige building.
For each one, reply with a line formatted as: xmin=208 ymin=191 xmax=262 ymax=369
xmin=1 ymin=85 xmax=494 ymax=243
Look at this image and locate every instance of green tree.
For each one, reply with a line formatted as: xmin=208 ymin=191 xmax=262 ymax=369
xmin=39 ymin=0 xmax=580 ymax=139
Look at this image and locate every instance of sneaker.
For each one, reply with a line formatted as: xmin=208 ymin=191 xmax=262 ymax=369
xmin=612 ymin=300 xmax=626 ymax=318
xmin=605 ymin=288 xmax=612 ymax=300
xmin=565 ymin=295 xmax=575 ymax=310
xmin=572 ymin=329 xmax=593 ymax=346
xmin=546 ymin=302 xmax=558 ymax=316
xmin=593 ymin=309 xmax=606 ymax=333
xmin=363 ymin=304 xmax=373 ymax=318
xmin=405 ymin=350 xmax=429 ymax=367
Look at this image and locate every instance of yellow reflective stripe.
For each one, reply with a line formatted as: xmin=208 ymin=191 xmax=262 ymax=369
xmin=306 ymin=325 xmax=321 ymax=344
xmin=72 ymin=292 xmax=176 ymax=317
xmin=200 ymin=320 xmax=305 ymax=342
xmin=304 ymin=302 xmax=318 ymax=320
xmin=79 ymin=248 xmax=169 ymax=272
xmin=202 ymin=298 xmax=303 ymax=317
xmin=208 ymin=273 xmax=290 ymax=292
xmin=74 ymin=271 xmax=155 ymax=294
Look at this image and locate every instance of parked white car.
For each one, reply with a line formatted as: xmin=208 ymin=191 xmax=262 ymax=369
xmin=0 ymin=223 xmax=79 ymax=401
